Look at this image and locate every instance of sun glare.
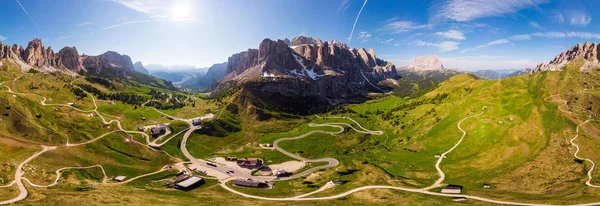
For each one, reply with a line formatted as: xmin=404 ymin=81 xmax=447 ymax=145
xmin=170 ymin=3 xmax=190 ymax=19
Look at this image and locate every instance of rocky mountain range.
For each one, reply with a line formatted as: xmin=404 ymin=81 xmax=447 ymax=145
xmin=217 ymin=36 xmax=398 ymax=113
xmin=0 ymin=38 xmax=135 ymax=75
xmin=534 ymin=42 xmax=600 ymax=72
xmin=0 ymin=38 xmax=175 ymax=90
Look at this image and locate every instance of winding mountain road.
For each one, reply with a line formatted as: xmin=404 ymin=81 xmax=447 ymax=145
xmin=0 ymin=146 xmax=56 ymax=205
xmin=424 ymin=112 xmax=484 ymax=190
xmin=545 ymin=93 xmax=600 ymax=188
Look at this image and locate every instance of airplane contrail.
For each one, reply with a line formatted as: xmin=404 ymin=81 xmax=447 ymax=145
xmin=15 ymin=0 xmax=32 ymax=20
xmin=348 ymin=0 xmax=368 ymax=46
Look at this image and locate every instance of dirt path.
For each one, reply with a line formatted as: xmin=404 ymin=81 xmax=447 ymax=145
xmin=0 ymin=146 xmax=56 ymax=205
xmin=423 ymin=112 xmax=484 ymax=190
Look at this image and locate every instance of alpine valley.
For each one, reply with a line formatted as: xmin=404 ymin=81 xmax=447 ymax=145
xmin=3 ymin=1 xmax=600 ymax=205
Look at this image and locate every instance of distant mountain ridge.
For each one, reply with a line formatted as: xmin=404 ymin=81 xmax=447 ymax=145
xmin=180 ymin=62 xmax=228 ymax=90
xmin=214 ymin=36 xmax=399 ymax=114
xmin=401 ymin=55 xmax=445 ymax=72
xmin=0 ymin=38 xmax=176 ymax=90
xmin=143 ymin=64 xmax=208 ymax=84
xmin=534 ymin=42 xmax=600 ymax=72
xmin=468 ymin=69 xmax=532 ymax=80
xmin=133 ymin=61 xmax=149 ymax=74
xmin=0 ymin=38 xmax=136 ymax=75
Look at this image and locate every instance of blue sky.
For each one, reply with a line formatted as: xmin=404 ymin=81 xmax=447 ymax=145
xmin=1 ymin=0 xmax=599 ymax=70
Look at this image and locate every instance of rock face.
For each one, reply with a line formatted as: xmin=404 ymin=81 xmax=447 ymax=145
xmin=56 ymin=47 xmax=81 ymax=71
xmin=81 ymin=51 xmax=134 ymax=73
xmin=133 ymin=61 xmax=149 ymax=74
xmin=218 ymin=36 xmax=398 ymax=113
xmin=0 ymin=38 xmax=136 ymax=75
xmin=403 ymin=55 xmax=445 ymax=71
xmin=21 ymin=39 xmax=48 ymax=67
xmin=534 ymin=42 xmax=600 ymax=72
xmin=180 ymin=62 xmax=228 ymax=90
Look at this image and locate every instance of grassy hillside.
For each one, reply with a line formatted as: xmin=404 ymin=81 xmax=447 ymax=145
xmin=5 ymin=57 xmax=600 ymax=205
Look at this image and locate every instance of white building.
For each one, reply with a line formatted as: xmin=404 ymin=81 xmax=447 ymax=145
xmin=441 ymin=185 xmax=463 ymax=194
xmin=113 ymin=176 xmax=126 ymax=182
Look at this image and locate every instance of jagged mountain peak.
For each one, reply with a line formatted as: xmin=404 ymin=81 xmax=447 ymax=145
xmin=222 ymin=37 xmax=396 ymax=82
xmin=216 ymin=36 xmax=398 ymax=112
xmin=0 ymin=38 xmax=136 ymax=75
xmin=403 ymin=55 xmax=445 ymax=71
xmin=534 ymin=42 xmax=600 ymax=72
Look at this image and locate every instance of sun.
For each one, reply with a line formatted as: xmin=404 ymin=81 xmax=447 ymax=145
xmin=170 ymin=3 xmax=190 ymax=19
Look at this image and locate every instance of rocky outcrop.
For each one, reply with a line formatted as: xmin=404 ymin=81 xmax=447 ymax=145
xmin=534 ymin=42 xmax=600 ymax=72
xmin=218 ymin=36 xmax=399 ymax=112
xmin=0 ymin=38 xmax=136 ymax=75
xmin=21 ymin=39 xmax=47 ymax=67
xmin=226 ymin=49 xmax=259 ymax=75
xmin=56 ymin=47 xmax=81 ymax=71
xmin=402 ymin=55 xmax=445 ymax=72
xmin=81 ymin=51 xmax=134 ymax=73
xmin=133 ymin=61 xmax=149 ymax=74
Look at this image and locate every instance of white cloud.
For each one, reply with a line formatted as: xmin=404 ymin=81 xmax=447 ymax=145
xmin=433 ymin=0 xmax=547 ymax=22
xmin=529 ymin=21 xmax=545 ymax=30
xmin=0 ymin=35 xmax=6 ymax=41
xmin=112 ymin=0 xmax=163 ymax=17
xmin=509 ymin=34 xmax=531 ymax=40
xmin=437 ymin=41 xmax=461 ymax=51
xmin=435 ymin=29 xmax=466 ymax=40
xmin=382 ymin=38 xmax=394 ymax=44
xmin=466 ymin=31 xmax=600 ymax=52
xmin=358 ymin=31 xmax=372 ymax=42
xmin=555 ymin=11 xmax=592 ymax=27
xmin=338 ymin=0 xmax=351 ymax=13
xmin=556 ymin=12 xmax=565 ymax=23
xmin=381 ymin=20 xmax=430 ymax=34
xmin=76 ymin=21 xmax=93 ymax=27
xmin=461 ymin=39 xmax=510 ymax=53
xmin=414 ymin=40 xmax=460 ymax=51
xmin=570 ymin=14 xmax=592 ymax=27
xmin=92 ymin=20 xmax=160 ymax=34
xmin=476 ymin=39 xmax=510 ymax=49
xmin=534 ymin=31 xmax=600 ymax=39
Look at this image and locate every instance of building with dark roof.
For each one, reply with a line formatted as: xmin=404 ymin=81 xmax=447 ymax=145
xmin=192 ymin=118 xmax=202 ymax=126
xmin=236 ymin=158 xmax=263 ymax=168
xmin=150 ymin=125 xmax=167 ymax=137
xmin=174 ymin=176 xmax=204 ymax=191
